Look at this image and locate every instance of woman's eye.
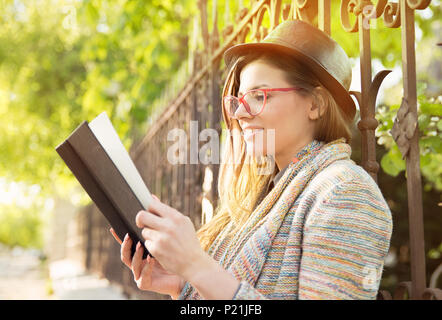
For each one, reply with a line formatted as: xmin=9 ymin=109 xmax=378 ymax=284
xmin=251 ymin=92 xmax=265 ymax=100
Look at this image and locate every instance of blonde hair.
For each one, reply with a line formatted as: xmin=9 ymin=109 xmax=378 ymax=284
xmin=197 ymin=51 xmax=355 ymax=251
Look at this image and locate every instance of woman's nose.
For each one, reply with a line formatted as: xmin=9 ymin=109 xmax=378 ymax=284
xmin=233 ymin=101 xmax=253 ymax=120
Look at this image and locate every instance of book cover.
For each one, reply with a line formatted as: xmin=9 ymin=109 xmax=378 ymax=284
xmin=56 ymin=112 xmax=152 ymax=258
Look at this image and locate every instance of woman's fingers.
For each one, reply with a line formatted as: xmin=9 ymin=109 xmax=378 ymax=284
xmin=131 ymin=242 xmax=144 ymax=280
xmin=120 ymin=234 xmax=133 ymax=268
xmin=141 ymin=255 xmax=154 ymax=278
xmin=109 ymin=228 xmax=122 ymax=245
xmin=116 ymin=232 xmax=154 ymax=290
xmin=134 ymin=255 xmax=155 ymax=291
xmin=135 ymin=210 xmax=164 ymax=230
xmin=146 ymin=197 xmax=178 ymax=219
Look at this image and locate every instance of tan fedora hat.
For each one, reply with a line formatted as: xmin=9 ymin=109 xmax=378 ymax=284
xmin=223 ymin=20 xmax=356 ymax=121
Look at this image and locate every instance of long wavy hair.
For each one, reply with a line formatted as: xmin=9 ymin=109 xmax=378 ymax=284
xmin=197 ymin=50 xmax=355 ymax=251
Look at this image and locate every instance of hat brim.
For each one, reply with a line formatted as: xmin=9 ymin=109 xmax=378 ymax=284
xmin=223 ymin=42 xmax=356 ymax=121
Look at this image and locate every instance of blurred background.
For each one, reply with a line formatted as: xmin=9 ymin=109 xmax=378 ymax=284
xmin=0 ymin=0 xmax=440 ymax=299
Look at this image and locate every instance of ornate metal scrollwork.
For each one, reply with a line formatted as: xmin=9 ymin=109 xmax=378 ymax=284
xmin=350 ymin=69 xmax=391 ymax=176
xmin=222 ymin=25 xmax=234 ymax=40
xmin=281 ymin=3 xmax=292 ymax=21
xmin=383 ymin=1 xmax=401 ymax=28
xmin=238 ymin=7 xmax=249 ymax=21
xmin=340 ymin=0 xmax=432 ymax=32
xmin=341 ymin=0 xmax=394 ymax=32
xmin=294 ymin=0 xmax=318 ymax=26
xmin=253 ymin=1 xmax=279 ymax=42
xmin=377 ymin=289 xmax=393 ymax=299
xmin=389 ymin=97 xmax=418 ymax=159
xmin=341 ymin=0 xmax=364 ymax=32
xmin=367 ymin=69 xmax=392 ymax=114
xmin=406 ymin=0 xmax=431 ymax=9
xmin=422 ymin=288 xmax=442 ymax=300
xmin=393 ymin=281 xmax=413 ymax=299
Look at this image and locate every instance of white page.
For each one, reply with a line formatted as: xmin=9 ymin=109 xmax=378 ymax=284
xmin=89 ymin=112 xmax=152 ymax=209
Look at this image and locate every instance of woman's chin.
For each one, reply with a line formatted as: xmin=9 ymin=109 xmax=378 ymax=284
xmin=245 ymin=142 xmax=275 ymax=174
xmin=245 ymin=141 xmax=266 ymax=157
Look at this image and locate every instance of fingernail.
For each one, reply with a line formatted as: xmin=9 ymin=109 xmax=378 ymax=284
xmin=136 ymin=241 xmax=141 ymax=250
xmin=124 ymin=233 xmax=129 ymax=241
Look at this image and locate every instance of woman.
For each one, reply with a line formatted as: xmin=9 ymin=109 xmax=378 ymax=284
xmin=110 ymin=20 xmax=393 ymax=300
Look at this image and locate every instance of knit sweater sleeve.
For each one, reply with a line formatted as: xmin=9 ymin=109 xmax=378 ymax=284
xmin=298 ymin=178 xmax=393 ymax=299
xmin=232 ymin=280 xmax=268 ymax=300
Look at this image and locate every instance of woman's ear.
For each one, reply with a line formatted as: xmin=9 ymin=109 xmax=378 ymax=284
xmin=308 ymin=86 xmax=326 ymax=120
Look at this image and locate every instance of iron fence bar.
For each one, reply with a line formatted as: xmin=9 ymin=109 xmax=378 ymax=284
xmin=399 ymin=0 xmax=427 ymax=300
xmin=318 ymin=0 xmax=331 ymax=35
xmin=358 ymin=5 xmax=379 ymax=184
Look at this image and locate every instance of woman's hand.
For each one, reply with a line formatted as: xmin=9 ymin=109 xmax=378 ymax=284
xmin=110 ymin=227 xmax=185 ymax=299
xmin=135 ymin=195 xmax=211 ymax=282
xmin=112 ymin=194 xmax=240 ymax=300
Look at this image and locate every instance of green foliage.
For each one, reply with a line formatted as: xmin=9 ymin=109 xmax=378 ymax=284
xmin=376 ymin=85 xmax=442 ymax=192
xmin=0 ymin=180 xmax=52 ymax=249
xmin=0 ymin=204 xmax=44 ymax=249
xmin=0 ymin=0 xmax=197 ymax=247
xmin=428 ymin=243 xmax=442 ymax=260
xmin=0 ymin=0 xmax=197 ymax=198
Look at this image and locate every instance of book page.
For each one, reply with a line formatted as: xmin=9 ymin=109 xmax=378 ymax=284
xmin=89 ymin=112 xmax=152 ymax=209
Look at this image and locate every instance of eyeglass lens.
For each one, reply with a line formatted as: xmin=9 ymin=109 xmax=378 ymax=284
xmin=224 ymin=91 xmax=265 ymax=117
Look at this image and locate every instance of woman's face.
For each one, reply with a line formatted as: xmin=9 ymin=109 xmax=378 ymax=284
xmin=234 ymin=59 xmax=317 ymax=167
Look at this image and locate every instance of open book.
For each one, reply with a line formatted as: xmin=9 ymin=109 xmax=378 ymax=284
xmin=56 ymin=112 xmax=152 ymax=258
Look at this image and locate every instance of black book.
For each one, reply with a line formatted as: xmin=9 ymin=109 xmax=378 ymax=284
xmin=56 ymin=112 xmax=152 ymax=258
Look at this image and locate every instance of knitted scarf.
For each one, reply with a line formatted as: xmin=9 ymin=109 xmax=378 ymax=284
xmin=180 ymin=138 xmax=352 ymax=299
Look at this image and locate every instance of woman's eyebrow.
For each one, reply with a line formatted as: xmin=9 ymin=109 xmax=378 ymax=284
xmin=238 ymin=84 xmax=269 ymax=96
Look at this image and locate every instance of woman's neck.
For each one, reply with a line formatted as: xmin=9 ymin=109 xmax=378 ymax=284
xmin=275 ymin=137 xmax=314 ymax=170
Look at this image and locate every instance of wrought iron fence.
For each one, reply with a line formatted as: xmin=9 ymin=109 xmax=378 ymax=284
xmin=75 ymin=0 xmax=441 ymax=300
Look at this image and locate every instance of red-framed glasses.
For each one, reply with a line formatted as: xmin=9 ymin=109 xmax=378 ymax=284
xmin=223 ymin=87 xmax=301 ymax=118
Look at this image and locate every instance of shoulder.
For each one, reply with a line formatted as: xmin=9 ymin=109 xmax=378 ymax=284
xmin=300 ymin=159 xmax=392 ymax=231
xmin=312 ymin=158 xmax=376 ymax=187
xmin=297 ymin=159 xmax=392 ymax=223
xmin=303 ymin=158 xmax=384 ymax=201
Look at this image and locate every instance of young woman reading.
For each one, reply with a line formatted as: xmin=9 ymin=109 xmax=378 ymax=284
xmin=110 ymin=20 xmax=392 ymax=300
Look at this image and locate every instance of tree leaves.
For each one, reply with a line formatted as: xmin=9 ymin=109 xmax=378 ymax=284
xmin=380 ymin=144 xmax=406 ymax=177
xmin=0 ymin=0 xmax=197 ymax=197
xmin=377 ymin=91 xmax=442 ymax=192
